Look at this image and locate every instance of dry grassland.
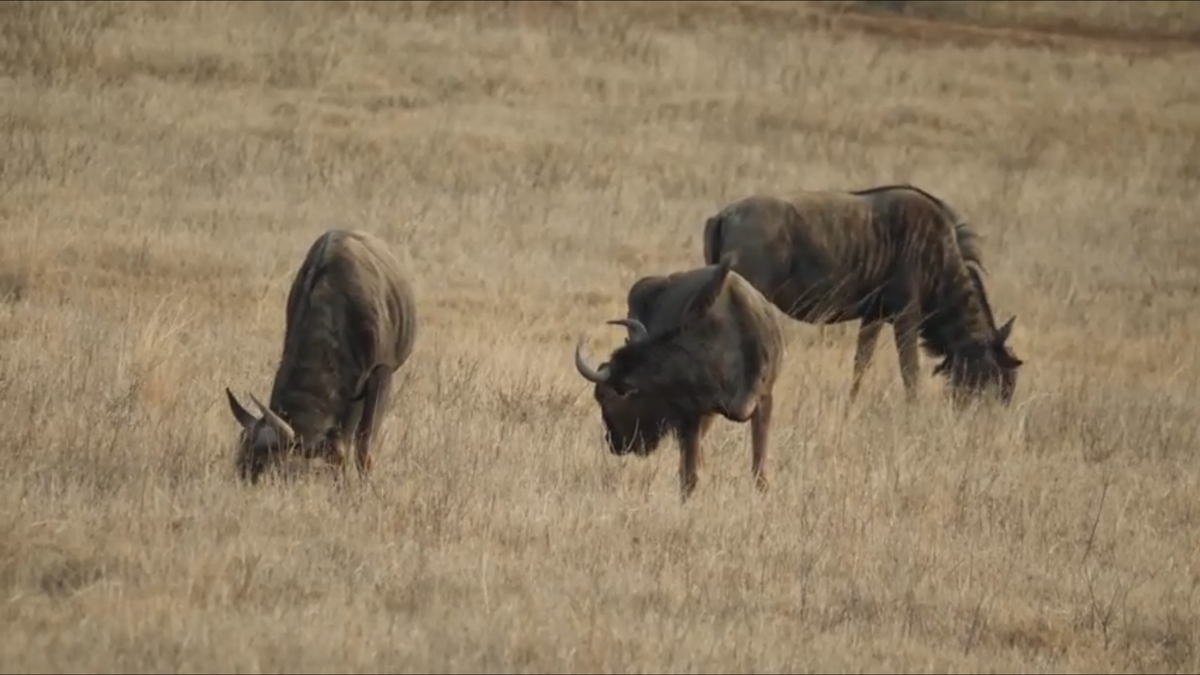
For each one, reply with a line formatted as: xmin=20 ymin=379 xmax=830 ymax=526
xmin=3 ymin=1 xmax=1200 ymax=672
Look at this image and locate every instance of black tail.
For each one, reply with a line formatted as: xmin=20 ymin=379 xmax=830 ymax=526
xmin=703 ymin=214 xmax=724 ymax=266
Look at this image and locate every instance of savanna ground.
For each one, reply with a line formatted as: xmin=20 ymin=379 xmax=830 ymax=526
xmin=2 ymin=1 xmax=1199 ymax=672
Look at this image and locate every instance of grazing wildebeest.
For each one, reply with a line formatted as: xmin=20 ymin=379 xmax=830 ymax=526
xmin=573 ymin=256 xmax=786 ymax=501
xmin=702 ymin=184 xmax=1022 ymax=407
xmin=224 ymin=229 xmax=418 ymax=484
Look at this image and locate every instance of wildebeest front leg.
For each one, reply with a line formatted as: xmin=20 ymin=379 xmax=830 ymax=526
xmin=354 ymin=366 xmax=393 ymax=477
xmin=892 ymin=300 xmax=921 ymax=403
xmin=750 ymin=393 xmax=773 ymax=493
xmin=849 ymin=319 xmax=883 ymax=401
xmin=678 ymin=416 xmax=708 ymax=502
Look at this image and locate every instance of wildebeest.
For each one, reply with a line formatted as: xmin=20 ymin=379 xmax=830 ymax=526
xmin=224 ymin=228 xmax=418 ymax=484
xmin=702 ymin=184 xmax=1022 ymax=406
xmin=573 ymin=256 xmax=786 ymax=501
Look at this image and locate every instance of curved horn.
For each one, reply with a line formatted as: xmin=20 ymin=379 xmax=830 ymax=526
xmin=574 ymin=336 xmax=609 ymax=384
xmin=225 ymin=387 xmax=257 ymax=430
xmin=606 ymin=318 xmax=649 ymax=343
xmin=248 ymin=393 xmax=296 ymax=445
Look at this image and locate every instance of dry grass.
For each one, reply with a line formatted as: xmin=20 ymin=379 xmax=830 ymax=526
xmin=2 ymin=1 xmax=1199 ymax=672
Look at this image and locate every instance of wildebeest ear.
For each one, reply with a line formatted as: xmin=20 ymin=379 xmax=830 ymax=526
xmin=627 ymin=276 xmax=669 ymax=319
xmin=996 ymin=348 xmax=1024 ymax=369
xmin=685 ymin=257 xmax=734 ymax=321
xmin=225 ymin=387 xmax=257 ymax=429
xmin=995 ymin=316 xmax=1016 ymax=345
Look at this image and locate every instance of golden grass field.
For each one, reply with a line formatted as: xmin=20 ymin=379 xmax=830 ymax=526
xmin=2 ymin=1 xmax=1200 ymax=672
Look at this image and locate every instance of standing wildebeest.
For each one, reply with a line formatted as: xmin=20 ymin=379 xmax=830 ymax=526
xmin=703 ymin=184 xmax=1022 ymax=406
xmin=224 ymin=229 xmax=418 ymax=484
xmin=573 ymin=256 xmax=786 ymax=501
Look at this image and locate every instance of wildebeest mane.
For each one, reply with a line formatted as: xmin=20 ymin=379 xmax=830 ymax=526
xmin=852 ymin=183 xmax=986 ymax=270
xmin=854 ymin=184 xmax=996 ymax=364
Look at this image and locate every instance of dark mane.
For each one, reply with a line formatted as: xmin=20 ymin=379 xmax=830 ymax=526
xmin=862 ymin=187 xmax=998 ymax=364
xmin=850 ymin=182 xmax=952 ymax=210
xmin=852 ymin=183 xmax=986 ymax=272
xmin=913 ymin=256 xmax=999 ymax=364
xmin=268 ymin=298 xmax=350 ymax=440
xmin=266 ymin=233 xmax=346 ymax=440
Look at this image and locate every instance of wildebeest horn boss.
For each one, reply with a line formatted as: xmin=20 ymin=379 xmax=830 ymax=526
xmin=703 ymin=183 xmax=1023 ymax=406
xmin=573 ymin=256 xmax=786 ymax=501
xmin=225 ymin=229 xmax=419 ymax=484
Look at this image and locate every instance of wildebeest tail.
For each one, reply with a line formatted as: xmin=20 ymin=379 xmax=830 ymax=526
xmin=703 ymin=213 xmax=741 ymax=271
xmin=700 ymin=210 xmax=744 ymax=267
xmin=703 ymin=213 xmax=725 ymax=267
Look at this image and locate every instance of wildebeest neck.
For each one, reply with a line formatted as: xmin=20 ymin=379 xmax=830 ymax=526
xmin=917 ymin=264 xmax=997 ymax=362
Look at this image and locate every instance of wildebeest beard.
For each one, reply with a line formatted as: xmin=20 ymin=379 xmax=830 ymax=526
xmin=596 ymin=384 xmax=674 ymax=456
xmin=935 ymin=347 xmax=1018 ymax=408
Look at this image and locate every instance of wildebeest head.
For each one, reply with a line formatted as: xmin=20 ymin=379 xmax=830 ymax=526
xmin=574 ymin=318 xmax=679 ymax=456
xmin=934 ymin=315 xmax=1023 ymax=406
xmin=225 ymin=388 xmax=297 ymax=483
xmin=574 ymin=260 xmax=736 ymax=456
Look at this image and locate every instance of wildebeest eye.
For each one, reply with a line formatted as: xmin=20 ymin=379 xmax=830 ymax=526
xmin=611 ymin=378 xmax=639 ymax=397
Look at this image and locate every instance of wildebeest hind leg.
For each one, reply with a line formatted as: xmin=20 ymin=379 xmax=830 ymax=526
xmin=750 ymin=393 xmax=773 ymax=493
xmin=354 ymin=367 xmax=393 ymax=477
